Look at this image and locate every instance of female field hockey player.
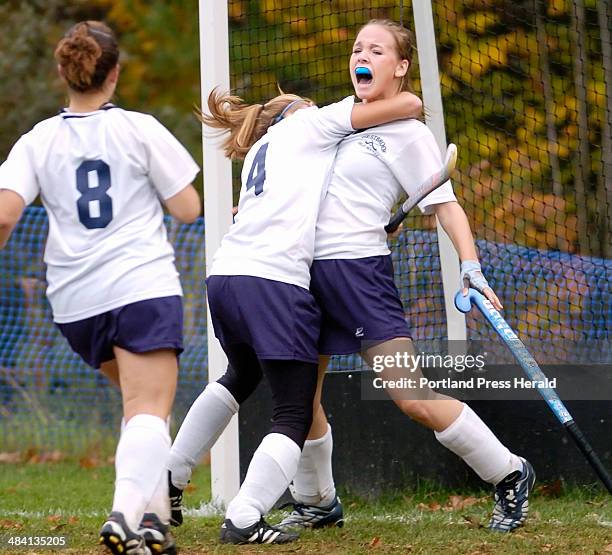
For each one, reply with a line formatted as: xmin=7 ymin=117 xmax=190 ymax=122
xmin=167 ymin=84 xmax=422 ymax=544
xmin=0 ymin=21 xmax=200 ymax=555
xmin=279 ymin=19 xmax=536 ymax=535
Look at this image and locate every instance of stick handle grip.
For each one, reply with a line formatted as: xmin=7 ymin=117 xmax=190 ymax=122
xmin=385 ymin=208 xmax=406 ymax=233
xmin=565 ymin=421 xmax=612 ymax=494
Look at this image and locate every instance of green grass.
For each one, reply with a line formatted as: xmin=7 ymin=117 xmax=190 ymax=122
xmin=0 ymin=461 xmax=610 ymax=554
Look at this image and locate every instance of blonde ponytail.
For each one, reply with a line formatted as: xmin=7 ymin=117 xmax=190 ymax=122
xmin=197 ymin=88 xmax=312 ymax=160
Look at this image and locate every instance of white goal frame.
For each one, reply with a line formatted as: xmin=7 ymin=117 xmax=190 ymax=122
xmin=201 ymin=0 xmax=465 ymax=507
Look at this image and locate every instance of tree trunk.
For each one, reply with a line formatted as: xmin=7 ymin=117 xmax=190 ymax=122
xmin=596 ymin=0 xmax=612 ymax=258
xmin=570 ymin=0 xmax=592 ymax=255
xmin=534 ymin=0 xmax=564 ymax=198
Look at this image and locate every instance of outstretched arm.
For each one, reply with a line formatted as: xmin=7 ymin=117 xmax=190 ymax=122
xmin=0 ymin=190 xmax=25 ymax=249
xmin=434 ymin=200 xmax=503 ymax=310
xmin=350 ymin=91 xmax=422 ymax=130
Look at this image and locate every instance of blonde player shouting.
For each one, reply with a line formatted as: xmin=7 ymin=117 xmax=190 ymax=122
xmin=167 ymin=85 xmax=422 ymax=543
xmin=280 ymin=19 xmax=535 ymax=535
xmin=0 ymin=21 xmax=200 ymax=555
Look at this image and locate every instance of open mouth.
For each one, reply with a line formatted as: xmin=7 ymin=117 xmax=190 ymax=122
xmin=355 ymin=66 xmax=373 ymax=85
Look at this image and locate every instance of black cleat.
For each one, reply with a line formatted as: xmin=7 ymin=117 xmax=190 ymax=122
xmin=220 ymin=517 xmax=299 ymax=544
xmin=139 ymin=512 xmax=177 ymax=555
xmin=489 ymin=458 xmax=536 ymax=532
xmin=277 ymin=496 xmax=344 ymax=530
xmin=99 ymin=511 xmax=151 ymax=555
xmin=168 ymin=471 xmax=184 ymax=527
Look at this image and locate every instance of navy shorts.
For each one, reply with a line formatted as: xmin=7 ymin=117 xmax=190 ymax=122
xmin=206 ymin=275 xmax=321 ymax=363
xmin=310 ymin=256 xmax=411 ymax=355
xmin=57 ymin=296 xmax=184 ymax=369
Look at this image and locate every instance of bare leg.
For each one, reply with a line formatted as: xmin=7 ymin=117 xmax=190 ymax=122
xmin=100 ymin=359 xmax=120 ymax=388
xmin=363 ymin=338 xmax=522 ymax=485
xmin=363 ymin=338 xmax=462 ymax=432
xmin=307 ymin=355 xmax=330 ymax=440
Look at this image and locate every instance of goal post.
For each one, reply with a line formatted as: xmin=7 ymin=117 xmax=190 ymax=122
xmin=412 ymin=1 xmax=467 ymax=342
xmin=199 ymin=0 xmax=240 ymax=508
xmin=202 ymin=0 xmax=465 ymax=506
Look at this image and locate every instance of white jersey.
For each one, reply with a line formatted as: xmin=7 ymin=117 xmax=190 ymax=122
xmin=0 ymin=105 xmax=199 ymax=323
xmin=314 ymin=119 xmax=457 ymax=259
xmin=210 ymin=96 xmax=355 ymax=289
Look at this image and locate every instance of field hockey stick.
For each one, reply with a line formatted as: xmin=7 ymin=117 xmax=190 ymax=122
xmin=385 ymin=143 xmax=458 ymax=233
xmin=455 ymin=288 xmax=612 ymax=494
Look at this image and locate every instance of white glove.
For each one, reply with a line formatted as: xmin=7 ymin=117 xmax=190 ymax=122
xmin=460 ymin=260 xmax=490 ymax=293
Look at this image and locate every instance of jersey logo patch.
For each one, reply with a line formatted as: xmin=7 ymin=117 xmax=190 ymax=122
xmin=359 ymin=134 xmax=387 ymax=154
xmin=355 ymin=327 xmax=365 ymax=337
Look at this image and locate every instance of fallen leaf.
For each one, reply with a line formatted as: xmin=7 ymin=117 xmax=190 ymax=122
xmin=47 ymin=515 xmax=61 ymax=523
xmin=0 ymin=519 xmax=24 ymax=530
xmin=185 ymin=483 xmax=198 ymax=494
xmin=416 ymin=501 xmax=442 ymax=511
xmin=462 ymin=515 xmax=483 ymax=528
xmin=369 ymin=537 xmax=381 ymax=548
xmin=0 ymin=452 xmax=22 ymax=463
xmin=540 ymin=544 xmax=553 ymax=552
xmin=79 ymin=456 xmax=99 ymax=469
xmin=68 ymin=516 xmax=79 ymax=525
xmin=445 ymin=495 xmax=483 ymax=511
xmin=39 ymin=450 xmax=64 ymax=463
xmin=536 ymin=480 xmax=563 ymax=497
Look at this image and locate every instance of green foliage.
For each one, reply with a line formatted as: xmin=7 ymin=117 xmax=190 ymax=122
xmin=0 ymin=0 xmax=609 ymax=255
xmin=0 ymin=1 xmax=65 ymax=162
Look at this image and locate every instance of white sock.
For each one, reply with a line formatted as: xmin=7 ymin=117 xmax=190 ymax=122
xmin=167 ymin=382 xmax=239 ymax=489
xmin=290 ymin=424 xmax=336 ymax=506
xmin=143 ymin=469 xmax=170 ymax=524
xmin=226 ymin=433 xmax=301 ymax=529
xmin=435 ymin=403 xmax=523 ymax=485
xmin=142 ymin=417 xmax=172 ymax=523
xmin=112 ymin=414 xmax=171 ymax=531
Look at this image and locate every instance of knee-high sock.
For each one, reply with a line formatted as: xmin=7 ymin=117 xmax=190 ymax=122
xmin=142 ymin=417 xmax=172 ymax=523
xmin=290 ymin=424 xmax=336 ymax=506
xmin=120 ymin=417 xmax=172 ymax=523
xmin=112 ymin=414 xmax=171 ymax=531
xmin=168 ymin=382 xmax=239 ymax=489
xmin=435 ymin=403 xmax=523 ymax=485
xmin=226 ymin=433 xmax=301 ymax=529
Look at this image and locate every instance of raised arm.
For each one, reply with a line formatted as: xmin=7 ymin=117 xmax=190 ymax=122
xmin=0 ymin=190 xmax=25 ymax=249
xmin=434 ymin=200 xmax=503 ymax=310
xmin=350 ymin=91 xmax=422 ymax=130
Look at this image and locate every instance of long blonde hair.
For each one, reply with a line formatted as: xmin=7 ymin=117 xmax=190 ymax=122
xmin=198 ymin=88 xmax=313 ymax=160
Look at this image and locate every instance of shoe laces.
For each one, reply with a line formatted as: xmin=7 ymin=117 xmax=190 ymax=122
xmin=279 ymin=501 xmax=309 ymax=516
xmin=494 ymin=470 xmax=522 ymax=512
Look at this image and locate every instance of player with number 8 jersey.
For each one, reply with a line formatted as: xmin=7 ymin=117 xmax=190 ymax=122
xmin=0 ymin=21 xmax=200 ymax=555
xmin=0 ymin=104 xmax=197 ymax=323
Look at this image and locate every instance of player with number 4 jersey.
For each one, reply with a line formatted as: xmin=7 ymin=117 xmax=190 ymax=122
xmin=0 ymin=21 xmax=200 ymax=555
xmin=166 ymin=86 xmax=422 ymax=544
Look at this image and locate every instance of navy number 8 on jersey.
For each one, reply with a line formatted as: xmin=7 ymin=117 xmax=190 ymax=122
xmin=76 ymin=160 xmax=113 ymax=229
